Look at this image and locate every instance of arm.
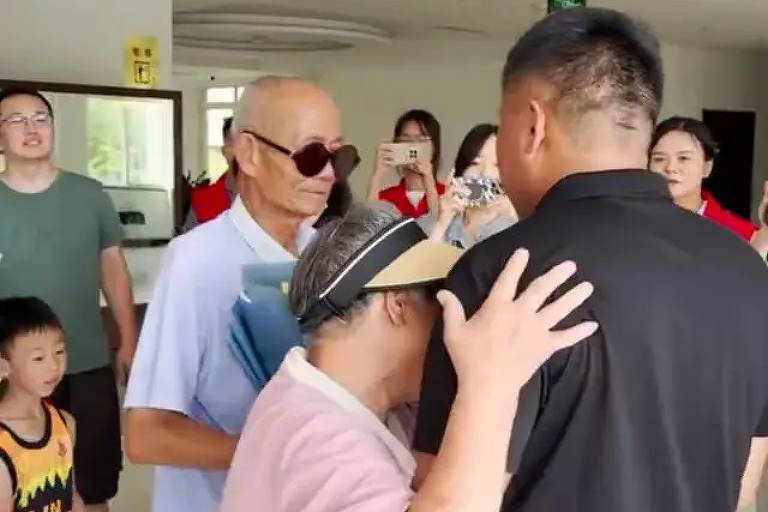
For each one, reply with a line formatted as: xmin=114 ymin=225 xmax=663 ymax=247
xmin=123 ymin=243 xmax=237 ymax=470
xmin=428 ymin=183 xmax=463 ymax=244
xmin=420 ymin=168 xmax=441 ymax=216
xmin=737 ymin=437 xmax=768 ymax=510
xmin=367 ymin=144 xmax=392 ymax=202
xmin=125 ymin=408 xmax=238 ymax=469
xmin=0 ymin=458 xmax=12 ymax=512
xmin=61 ymin=411 xmax=85 ymax=512
xmin=100 ymin=245 xmax=138 ymax=384
xmin=409 ymin=250 xmax=596 ymax=511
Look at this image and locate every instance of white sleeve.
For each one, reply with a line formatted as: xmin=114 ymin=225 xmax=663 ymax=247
xmin=124 ymin=242 xmax=204 ymax=416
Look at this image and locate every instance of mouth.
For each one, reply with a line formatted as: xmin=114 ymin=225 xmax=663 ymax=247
xmin=23 ymin=138 xmax=42 ymax=147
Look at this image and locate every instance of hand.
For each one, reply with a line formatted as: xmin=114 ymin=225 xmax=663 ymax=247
xmin=438 ymin=183 xmax=466 ymax=221
xmin=373 ymin=143 xmax=394 ymax=177
xmin=438 ymin=249 xmax=597 ymax=391
xmin=115 ymin=343 xmax=136 ymax=386
xmin=412 ymin=161 xmax=435 ymax=181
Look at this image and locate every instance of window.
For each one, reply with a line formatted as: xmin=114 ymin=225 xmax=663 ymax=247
xmin=204 ymin=85 xmax=243 ymax=182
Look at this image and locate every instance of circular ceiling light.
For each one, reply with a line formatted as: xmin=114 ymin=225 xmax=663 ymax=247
xmin=174 ymin=13 xmax=392 ymax=53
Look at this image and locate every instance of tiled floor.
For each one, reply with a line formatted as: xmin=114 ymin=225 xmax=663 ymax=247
xmin=111 ymin=462 xmax=152 ymax=512
xmin=110 ymin=460 xmax=768 ymax=512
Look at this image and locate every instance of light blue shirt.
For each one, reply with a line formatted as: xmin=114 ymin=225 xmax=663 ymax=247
xmin=124 ymin=197 xmax=314 ymax=512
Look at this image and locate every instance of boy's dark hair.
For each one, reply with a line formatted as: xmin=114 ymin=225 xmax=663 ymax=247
xmin=0 ymin=297 xmax=62 ymax=357
xmin=453 ymin=124 xmax=498 ymax=178
xmin=650 ymin=116 xmax=719 ymax=162
xmin=394 ymin=109 xmax=442 ymax=173
xmin=502 ymin=7 xmax=663 ymax=127
xmin=0 ymin=87 xmax=54 ymax=117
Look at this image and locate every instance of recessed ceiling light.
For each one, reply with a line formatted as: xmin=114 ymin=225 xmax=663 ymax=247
xmin=174 ymin=12 xmax=392 ymax=53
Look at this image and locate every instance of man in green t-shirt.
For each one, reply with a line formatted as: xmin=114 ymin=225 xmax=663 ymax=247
xmin=0 ymin=88 xmax=137 ymax=512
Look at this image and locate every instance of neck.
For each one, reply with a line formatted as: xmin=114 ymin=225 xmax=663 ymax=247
xmin=308 ymin=335 xmax=400 ymax=421
xmin=2 ymin=159 xmax=58 ymax=193
xmin=240 ymin=184 xmax=303 ymax=256
xmin=677 ymin=191 xmax=704 ymax=213
xmin=404 ymin=173 xmax=424 ymax=191
xmin=0 ymin=383 xmax=44 ymax=418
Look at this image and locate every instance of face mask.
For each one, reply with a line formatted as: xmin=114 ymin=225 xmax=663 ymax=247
xmin=406 ymin=190 xmax=426 ymax=207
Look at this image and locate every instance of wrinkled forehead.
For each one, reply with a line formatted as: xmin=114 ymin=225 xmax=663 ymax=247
xmin=252 ymin=86 xmax=342 ymax=146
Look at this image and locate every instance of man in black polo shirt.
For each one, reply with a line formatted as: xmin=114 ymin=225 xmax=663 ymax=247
xmin=413 ymin=7 xmax=768 ymax=512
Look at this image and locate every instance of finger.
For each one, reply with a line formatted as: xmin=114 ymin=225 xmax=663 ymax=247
xmin=538 ymin=281 xmax=594 ymax=329
xmin=488 ymin=249 xmax=530 ymax=301
xmin=437 ymin=290 xmax=467 ymax=336
xmin=518 ymin=260 xmax=577 ymax=312
xmin=550 ymin=321 xmax=599 ymax=352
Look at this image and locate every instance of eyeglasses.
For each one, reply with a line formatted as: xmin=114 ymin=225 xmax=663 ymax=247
xmin=0 ymin=112 xmax=51 ymax=128
xmin=241 ymin=130 xmax=360 ymax=180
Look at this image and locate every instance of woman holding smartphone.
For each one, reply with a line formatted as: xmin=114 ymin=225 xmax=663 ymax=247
xmin=367 ymin=109 xmax=445 ymax=218
xmin=429 ymin=124 xmax=518 ymax=248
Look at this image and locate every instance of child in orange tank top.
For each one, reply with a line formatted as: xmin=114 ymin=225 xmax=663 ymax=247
xmin=0 ymin=298 xmax=82 ymax=512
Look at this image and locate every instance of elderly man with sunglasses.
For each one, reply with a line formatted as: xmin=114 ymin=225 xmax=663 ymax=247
xmin=124 ymin=76 xmax=360 ymax=512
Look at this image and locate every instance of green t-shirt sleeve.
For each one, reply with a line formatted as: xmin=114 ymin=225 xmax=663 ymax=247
xmin=97 ymin=189 xmax=124 ymax=249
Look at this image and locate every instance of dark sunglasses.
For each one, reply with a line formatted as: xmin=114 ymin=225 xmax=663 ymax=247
xmin=242 ymin=130 xmax=360 ymax=180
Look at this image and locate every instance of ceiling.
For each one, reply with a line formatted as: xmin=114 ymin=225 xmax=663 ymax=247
xmin=171 ymin=0 xmax=768 ymax=74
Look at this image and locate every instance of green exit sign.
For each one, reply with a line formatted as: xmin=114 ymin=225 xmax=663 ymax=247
xmin=548 ymin=0 xmax=586 ymax=13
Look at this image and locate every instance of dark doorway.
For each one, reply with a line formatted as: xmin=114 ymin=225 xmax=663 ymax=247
xmin=702 ymin=109 xmax=756 ymax=219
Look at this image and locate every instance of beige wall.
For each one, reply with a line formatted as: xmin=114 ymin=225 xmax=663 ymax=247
xmin=0 ymin=0 xmax=173 ymax=88
xmin=178 ymin=42 xmax=768 ymax=217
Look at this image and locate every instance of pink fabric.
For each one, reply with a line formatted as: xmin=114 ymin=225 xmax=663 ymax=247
xmin=220 ymin=350 xmax=414 ymax=512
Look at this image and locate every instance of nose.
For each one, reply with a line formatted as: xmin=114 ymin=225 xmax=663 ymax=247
xmin=315 ymin=162 xmax=336 ymax=184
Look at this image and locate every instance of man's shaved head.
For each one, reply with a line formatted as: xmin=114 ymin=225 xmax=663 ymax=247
xmin=232 ymin=76 xmax=343 ymax=225
xmin=497 ymin=8 xmax=664 ymax=217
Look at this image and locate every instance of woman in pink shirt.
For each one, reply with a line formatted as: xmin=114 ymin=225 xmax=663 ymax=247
xmin=220 ymin=205 xmax=596 ymax=512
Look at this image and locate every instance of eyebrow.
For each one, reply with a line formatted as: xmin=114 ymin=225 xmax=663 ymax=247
xmin=300 ymin=135 xmax=344 ymax=146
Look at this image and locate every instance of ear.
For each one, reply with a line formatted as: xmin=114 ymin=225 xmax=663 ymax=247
xmin=383 ymin=290 xmax=409 ymax=327
xmin=233 ymin=132 xmax=261 ymax=178
xmin=703 ymin=159 xmax=714 ymax=179
xmin=0 ymin=357 xmax=10 ymax=382
xmin=524 ymin=99 xmax=547 ymax=158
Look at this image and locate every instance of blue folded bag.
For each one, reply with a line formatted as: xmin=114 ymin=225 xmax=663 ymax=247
xmin=228 ymin=261 xmax=304 ymax=391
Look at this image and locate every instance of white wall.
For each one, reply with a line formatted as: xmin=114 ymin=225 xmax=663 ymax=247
xmin=0 ymin=0 xmax=173 ymax=88
xmin=177 ymin=42 xmax=768 ymax=216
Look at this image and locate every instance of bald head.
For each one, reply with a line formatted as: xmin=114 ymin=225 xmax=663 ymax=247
xmin=232 ymin=75 xmax=344 ymax=223
xmin=234 ymin=76 xmax=338 ymax=135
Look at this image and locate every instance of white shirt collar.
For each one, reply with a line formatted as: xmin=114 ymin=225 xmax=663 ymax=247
xmin=698 ymin=200 xmax=708 ymax=216
xmin=228 ymin=196 xmax=315 ymax=261
xmin=282 ymin=347 xmax=417 ymax=478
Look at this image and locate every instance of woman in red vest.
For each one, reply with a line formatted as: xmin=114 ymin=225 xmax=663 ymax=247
xmin=366 ymin=110 xmax=445 ymax=218
xmin=649 ymin=116 xmax=767 ymax=259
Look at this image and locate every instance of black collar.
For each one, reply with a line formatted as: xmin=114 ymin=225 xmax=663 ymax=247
xmin=537 ymin=170 xmax=670 ymax=212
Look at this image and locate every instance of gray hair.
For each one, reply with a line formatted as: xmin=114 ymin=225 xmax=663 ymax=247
xmin=291 ymin=203 xmax=402 ymax=333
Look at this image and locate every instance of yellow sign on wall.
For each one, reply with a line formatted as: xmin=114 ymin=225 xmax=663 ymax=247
xmin=124 ymin=36 xmax=159 ymax=89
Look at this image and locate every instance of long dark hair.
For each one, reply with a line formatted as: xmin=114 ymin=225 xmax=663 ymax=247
xmin=650 ymin=117 xmax=719 ymax=162
xmin=453 ymin=124 xmax=498 ymax=178
xmin=393 ymin=109 xmax=441 ymax=174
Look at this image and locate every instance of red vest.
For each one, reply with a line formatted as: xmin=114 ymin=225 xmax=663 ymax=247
xmin=378 ymin=179 xmax=446 ymax=218
xmin=190 ymin=176 xmax=232 ymax=224
xmin=701 ymin=190 xmax=756 ymax=241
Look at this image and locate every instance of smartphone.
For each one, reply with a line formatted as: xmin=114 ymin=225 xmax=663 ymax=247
xmin=381 ymin=142 xmax=432 ymax=166
xmin=453 ymin=176 xmax=505 ymax=208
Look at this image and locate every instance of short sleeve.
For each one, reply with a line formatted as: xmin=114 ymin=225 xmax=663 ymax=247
xmin=96 ymin=188 xmax=124 ymax=249
xmin=124 ymin=243 xmax=203 ymax=416
xmin=413 ymin=244 xmax=543 ymax=474
xmin=413 ymin=255 xmax=488 ymax=456
xmin=756 ymin=403 xmax=768 ymax=436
